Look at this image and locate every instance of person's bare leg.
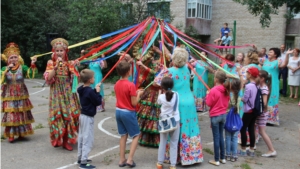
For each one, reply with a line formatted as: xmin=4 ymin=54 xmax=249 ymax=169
xmin=290 ymin=86 xmax=294 ymax=98
xmin=259 ymin=126 xmax=275 ymax=153
xmin=294 ymin=86 xmax=298 ymax=98
xmin=127 ymin=135 xmax=139 ymax=165
xmin=119 ymin=134 xmax=128 ymax=165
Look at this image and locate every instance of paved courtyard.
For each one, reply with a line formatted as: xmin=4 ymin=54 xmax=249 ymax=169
xmin=1 ymin=79 xmax=300 ymax=169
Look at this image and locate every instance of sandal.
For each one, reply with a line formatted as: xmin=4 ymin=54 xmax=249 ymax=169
xmin=156 ymin=163 xmax=163 ymax=169
xmin=119 ymin=159 xmax=127 ymax=167
xmin=126 ymin=161 xmax=136 ymax=168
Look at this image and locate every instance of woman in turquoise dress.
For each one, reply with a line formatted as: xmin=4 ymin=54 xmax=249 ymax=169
xmin=166 ymin=47 xmax=203 ymax=165
xmin=190 ymin=52 xmax=212 ymax=112
xmin=89 ymin=54 xmax=107 ymax=111
xmin=262 ymin=48 xmax=291 ymax=126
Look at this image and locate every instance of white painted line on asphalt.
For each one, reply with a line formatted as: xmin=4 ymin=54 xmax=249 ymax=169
xmin=25 ymin=79 xmax=46 ymax=95
xmin=98 ymin=117 xmax=132 ymax=141
xmin=57 ymin=116 xmax=132 ymax=169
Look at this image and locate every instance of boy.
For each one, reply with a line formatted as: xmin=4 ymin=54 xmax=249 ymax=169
xmin=77 ymin=69 xmax=102 ymax=169
xmin=114 ymin=61 xmax=144 ymax=168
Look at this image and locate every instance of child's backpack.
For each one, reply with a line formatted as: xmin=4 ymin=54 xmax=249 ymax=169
xmin=247 ymin=85 xmax=264 ymax=116
xmin=224 ymin=107 xmax=243 ymax=133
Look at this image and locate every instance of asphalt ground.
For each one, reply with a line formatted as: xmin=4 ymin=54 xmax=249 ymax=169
xmin=1 ymin=79 xmax=300 ymax=169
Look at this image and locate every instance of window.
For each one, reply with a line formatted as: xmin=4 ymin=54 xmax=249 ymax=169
xmin=148 ymin=1 xmax=171 ymax=21
xmin=187 ymin=0 xmax=212 ymax=20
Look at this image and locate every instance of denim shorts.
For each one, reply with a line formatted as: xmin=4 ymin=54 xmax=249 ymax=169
xmin=115 ymin=108 xmax=140 ymax=138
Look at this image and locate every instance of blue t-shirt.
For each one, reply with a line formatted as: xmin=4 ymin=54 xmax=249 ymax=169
xmin=221 ymin=27 xmax=230 ymax=37
xmin=221 ymin=36 xmax=232 ymax=45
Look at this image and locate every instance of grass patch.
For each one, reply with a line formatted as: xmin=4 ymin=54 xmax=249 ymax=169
xmin=111 ymin=91 xmax=115 ymax=96
xmin=203 ymin=148 xmax=214 ymax=155
xmin=34 ymin=123 xmax=45 ymax=130
xmin=240 ymin=163 xmax=251 ymax=169
xmin=1 ymin=134 xmax=6 ymax=140
xmin=125 ymin=150 xmax=130 ymax=154
xmin=103 ymin=153 xmax=118 ymax=165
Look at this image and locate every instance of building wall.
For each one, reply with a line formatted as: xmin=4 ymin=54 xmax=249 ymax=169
xmin=209 ymin=0 xmax=287 ymax=54
xmin=170 ymin=0 xmax=186 ymax=31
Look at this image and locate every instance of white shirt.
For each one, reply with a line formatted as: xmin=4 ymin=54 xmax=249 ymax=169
xmin=157 ymin=91 xmax=180 ymax=121
xmin=278 ymin=51 xmax=286 ymax=66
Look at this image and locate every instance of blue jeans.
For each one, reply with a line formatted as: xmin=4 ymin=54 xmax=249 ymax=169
xmin=211 ymin=114 xmax=226 ymax=161
xmin=225 ymin=130 xmax=238 ymax=157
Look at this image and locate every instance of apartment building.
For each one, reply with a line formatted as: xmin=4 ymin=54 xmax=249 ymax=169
xmin=147 ymin=0 xmax=299 ymax=53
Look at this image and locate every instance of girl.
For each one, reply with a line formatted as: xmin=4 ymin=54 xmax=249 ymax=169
xmin=225 ymin=78 xmax=241 ymax=162
xmin=256 ymin=70 xmax=277 ymax=157
xmin=239 ymin=67 xmax=259 ymax=157
xmin=287 ymin=48 xmax=300 ymax=99
xmin=236 ymin=52 xmax=244 ymax=68
xmin=44 ymin=38 xmax=81 ymax=150
xmin=206 ymin=70 xmax=230 ymax=166
xmin=156 ymin=77 xmax=180 ymax=169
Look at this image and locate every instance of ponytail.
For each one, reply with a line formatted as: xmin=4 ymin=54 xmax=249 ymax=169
xmin=230 ymin=78 xmax=241 ymax=113
xmin=165 ymin=89 xmax=174 ymax=102
xmin=161 ymin=77 xmax=174 ymax=102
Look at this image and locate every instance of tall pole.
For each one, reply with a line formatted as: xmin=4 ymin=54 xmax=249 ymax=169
xmin=233 ymin=20 xmax=236 ymax=55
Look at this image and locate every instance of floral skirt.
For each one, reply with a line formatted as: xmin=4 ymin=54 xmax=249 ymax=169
xmin=48 ymin=77 xmax=81 ymax=146
xmin=267 ymin=105 xmax=279 ymax=125
xmin=136 ymin=86 xmax=160 ymax=147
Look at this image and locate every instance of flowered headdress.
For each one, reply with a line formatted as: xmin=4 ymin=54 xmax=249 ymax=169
xmin=51 ymin=38 xmax=69 ymax=49
xmin=50 ymin=38 xmax=69 ymax=62
xmin=2 ymin=47 xmax=20 ymax=63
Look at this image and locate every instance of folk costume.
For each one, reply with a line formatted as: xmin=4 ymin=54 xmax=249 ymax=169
xmin=43 ymin=38 xmax=81 ymax=150
xmin=1 ymin=43 xmax=37 ymax=143
xmin=134 ymin=42 xmax=162 ymax=147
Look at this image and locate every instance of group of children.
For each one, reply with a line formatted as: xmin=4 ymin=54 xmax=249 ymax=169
xmin=206 ymin=67 xmax=276 ymax=166
xmin=76 ymin=56 xmax=279 ymax=169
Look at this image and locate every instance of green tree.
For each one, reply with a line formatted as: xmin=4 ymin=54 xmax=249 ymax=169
xmin=233 ymin=0 xmax=300 ymax=27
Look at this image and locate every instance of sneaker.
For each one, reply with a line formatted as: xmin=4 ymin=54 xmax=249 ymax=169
xmin=77 ymin=159 xmax=92 ymax=164
xmin=169 ymin=166 xmax=176 ymax=169
xmin=231 ymin=156 xmax=238 ymax=162
xmin=262 ymin=151 xmax=277 ymax=157
xmin=238 ymin=150 xmax=247 ymax=157
xmin=79 ymin=163 xmax=96 ymax=169
xmin=247 ymin=150 xmax=255 ymax=157
xmin=225 ymin=155 xmax=231 ymax=161
xmin=219 ymin=159 xmax=226 ymax=164
xmin=208 ymin=160 xmax=220 ymax=166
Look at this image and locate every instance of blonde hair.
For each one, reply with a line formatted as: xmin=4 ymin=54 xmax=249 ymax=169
xmin=80 ymin=69 xmax=94 ymax=83
xmin=172 ymin=47 xmax=188 ymax=68
xmin=246 ymin=50 xmax=259 ymax=64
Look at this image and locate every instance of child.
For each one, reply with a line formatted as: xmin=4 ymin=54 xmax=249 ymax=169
xmin=156 ymin=77 xmax=180 ymax=169
xmin=77 ymin=69 xmax=103 ymax=169
xmin=256 ymin=70 xmax=277 ymax=157
xmin=206 ymin=70 xmax=230 ymax=166
xmin=114 ymin=61 xmax=144 ymax=168
xmin=225 ymin=78 xmax=241 ymax=162
xmin=239 ymin=67 xmax=259 ymax=157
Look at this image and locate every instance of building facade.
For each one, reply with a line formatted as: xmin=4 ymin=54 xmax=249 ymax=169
xmin=148 ymin=0 xmax=299 ymax=53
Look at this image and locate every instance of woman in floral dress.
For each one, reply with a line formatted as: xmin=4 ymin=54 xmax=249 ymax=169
xmin=262 ymin=48 xmax=291 ymax=125
xmin=43 ymin=38 xmax=81 ymax=150
xmin=1 ymin=43 xmax=37 ymax=143
xmin=166 ymin=47 xmax=203 ymax=165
